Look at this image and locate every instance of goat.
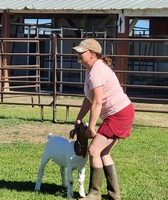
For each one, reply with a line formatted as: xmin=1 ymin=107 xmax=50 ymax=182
xmin=34 ymin=122 xmax=88 ymax=198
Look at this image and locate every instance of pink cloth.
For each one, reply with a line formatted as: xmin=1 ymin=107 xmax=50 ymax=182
xmin=84 ymin=59 xmax=131 ymax=120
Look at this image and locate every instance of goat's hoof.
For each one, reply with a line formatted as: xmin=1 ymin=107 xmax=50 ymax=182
xmin=34 ymin=189 xmax=40 ymax=193
xmin=34 ymin=190 xmax=40 ymax=194
xmin=67 ymin=195 xmax=72 ymax=199
xmin=67 ymin=192 xmax=73 ymax=198
xmin=79 ymin=193 xmax=86 ymax=198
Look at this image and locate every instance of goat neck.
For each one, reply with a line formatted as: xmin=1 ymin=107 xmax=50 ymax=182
xmin=74 ymin=139 xmax=88 ymax=158
xmin=70 ymin=123 xmax=88 ymax=158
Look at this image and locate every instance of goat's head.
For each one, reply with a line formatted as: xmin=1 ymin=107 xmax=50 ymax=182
xmin=69 ymin=122 xmax=88 ymax=140
xmin=69 ymin=122 xmax=88 ymax=158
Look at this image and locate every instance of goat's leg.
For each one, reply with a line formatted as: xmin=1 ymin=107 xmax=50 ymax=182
xmin=67 ymin=166 xmax=74 ymax=198
xmin=34 ymin=155 xmax=50 ymax=191
xmin=78 ymin=167 xmax=86 ymax=197
xmin=60 ymin=166 xmax=67 ymax=188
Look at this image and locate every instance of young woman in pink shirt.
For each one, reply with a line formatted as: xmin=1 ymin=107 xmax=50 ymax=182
xmin=73 ymin=39 xmax=134 ymax=200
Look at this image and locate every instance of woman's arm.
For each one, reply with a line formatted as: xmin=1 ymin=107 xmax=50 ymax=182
xmin=87 ymin=86 xmax=103 ymax=138
xmin=76 ymin=97 xmax=91 ymax=123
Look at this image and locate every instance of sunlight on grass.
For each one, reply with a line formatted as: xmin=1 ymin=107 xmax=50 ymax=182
xmin=0 ymin=127 xmax=168 ymax=200
xmin=0 ymin=100 xmax=168 ymax=199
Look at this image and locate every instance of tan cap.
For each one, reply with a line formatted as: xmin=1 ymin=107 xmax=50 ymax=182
xmin=73 ymin=39 xmax=102 ymax=54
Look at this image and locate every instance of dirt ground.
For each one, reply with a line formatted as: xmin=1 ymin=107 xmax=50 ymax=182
xmin=0 ymin=95 xmax=168 ymax=144
xmin=0 ymin=123 xmax=74 ymax=144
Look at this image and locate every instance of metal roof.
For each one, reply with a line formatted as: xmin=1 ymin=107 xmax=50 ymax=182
xmin=1 ymin=0 xmax=168 ymax=10
xmin=1 ymin=0 xmax=168 ymax=16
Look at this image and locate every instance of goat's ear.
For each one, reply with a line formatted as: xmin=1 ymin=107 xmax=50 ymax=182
xmin=69 ymin=129 xmax=76 ymax=140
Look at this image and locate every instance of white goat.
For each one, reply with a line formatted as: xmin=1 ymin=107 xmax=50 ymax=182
xmin=34 ymin=122 xmax=88 ymax=198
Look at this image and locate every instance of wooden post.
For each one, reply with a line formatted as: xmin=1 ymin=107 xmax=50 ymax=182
xmin=0 ymin=54 xmax=2 ymax=94
xmin=116 ymin=15 xmax=129 ymax=92
xmin=2 ymin=10 xmax=11 ymax=91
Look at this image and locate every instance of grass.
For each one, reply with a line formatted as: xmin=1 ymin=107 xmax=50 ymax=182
xmin=0 ymin=99 xmax=168 ymax=200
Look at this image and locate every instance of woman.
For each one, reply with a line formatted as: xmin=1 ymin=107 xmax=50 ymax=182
xmin=73 ymin=39 xmax=134 ymax=200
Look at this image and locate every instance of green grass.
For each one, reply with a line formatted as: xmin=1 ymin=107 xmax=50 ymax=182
xmin=0 ymin=103 xmax=168 ymax=200
xmin=0 ymin=105 xmax=68 ymax=128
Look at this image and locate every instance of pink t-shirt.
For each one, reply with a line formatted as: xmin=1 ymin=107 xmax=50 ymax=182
xmin=84 ymin=59 xmax=131 ymax=120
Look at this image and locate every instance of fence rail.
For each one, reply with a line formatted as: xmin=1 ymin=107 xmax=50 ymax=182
xmin=0 ymin=36 xmax=168 ymax=122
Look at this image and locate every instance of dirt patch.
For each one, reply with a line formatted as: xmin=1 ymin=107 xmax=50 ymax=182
xmin=0 ymin=95 xmax=167 ymax=144
xmin=0 ymin=123 xmax=74 ymax=144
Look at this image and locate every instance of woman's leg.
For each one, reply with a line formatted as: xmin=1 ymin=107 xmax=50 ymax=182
xmin=79 ymin=135 xmax=116 ymax=200
xmin=101 ymin=138 xmax=121 ymax=200
xmin=101 ymin=138 xmax=119 ymax=166
xmin=88 ymin=134 xmax=115 ymax=167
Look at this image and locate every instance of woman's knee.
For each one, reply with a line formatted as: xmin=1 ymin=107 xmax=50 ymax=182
xmin=88 ymin=143 xmax=100 ymax=157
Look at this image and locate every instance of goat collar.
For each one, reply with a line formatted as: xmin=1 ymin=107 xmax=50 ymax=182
xmin=74 ymin=140 xmax=87 ymax=158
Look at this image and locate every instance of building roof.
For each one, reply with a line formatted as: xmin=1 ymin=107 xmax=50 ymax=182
xmin=1 ymin=0 xmax=168 ymax=16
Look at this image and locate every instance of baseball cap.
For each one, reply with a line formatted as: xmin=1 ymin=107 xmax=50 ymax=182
xmin=73 ymin=39 xmax=102 ymax=54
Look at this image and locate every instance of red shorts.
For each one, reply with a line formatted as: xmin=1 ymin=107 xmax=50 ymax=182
xmin=98 ymin=103 xmax=134 ymax=139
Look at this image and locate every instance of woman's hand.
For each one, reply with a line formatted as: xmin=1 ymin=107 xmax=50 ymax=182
xmin=85 ymin=126 xmax=97 ymax=138
xmin=75 ymin=119 xmax=82 ymax=126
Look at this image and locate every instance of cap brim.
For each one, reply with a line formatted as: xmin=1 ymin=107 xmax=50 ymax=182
xmin=73 ymin=46 xmax=88 ymax=53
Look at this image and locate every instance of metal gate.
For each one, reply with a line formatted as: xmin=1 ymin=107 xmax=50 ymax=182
xmin=0 ymin=35 xmax=168 ymax=122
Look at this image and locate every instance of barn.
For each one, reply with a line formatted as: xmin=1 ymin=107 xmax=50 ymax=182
xmin=0 ymin=0 xmax=168 ymax=121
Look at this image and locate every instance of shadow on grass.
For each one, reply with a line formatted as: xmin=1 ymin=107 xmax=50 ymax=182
xmin=0 ymin=180 xmax=79 ymax=198
xmin=0 ymin=115 xmax=52 ymax=123
xmin=0 ymin=115 xmax=75 ymax=125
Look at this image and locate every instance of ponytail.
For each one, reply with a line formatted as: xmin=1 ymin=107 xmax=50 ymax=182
xmin=96 ymin=53 xmax=114 ymax=71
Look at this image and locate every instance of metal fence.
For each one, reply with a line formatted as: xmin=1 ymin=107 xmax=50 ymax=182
xmin=0 ymin=35 xmax=168 ymax=122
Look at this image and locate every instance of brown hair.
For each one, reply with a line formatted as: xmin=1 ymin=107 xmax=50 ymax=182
xmin=96 ymin=53 xmax=114 ymax=71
